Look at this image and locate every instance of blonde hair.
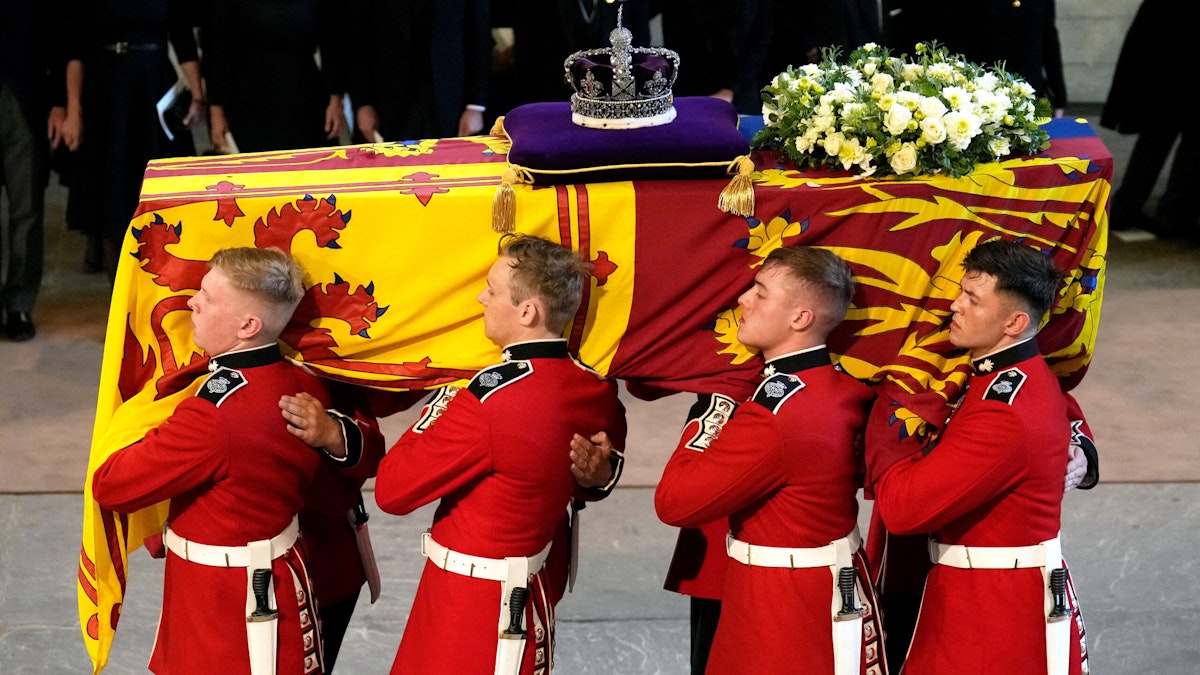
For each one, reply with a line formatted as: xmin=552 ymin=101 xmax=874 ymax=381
xmin=209 ymin=247 xmax=306 ymax=337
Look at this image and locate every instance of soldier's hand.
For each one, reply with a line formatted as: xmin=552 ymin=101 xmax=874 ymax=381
xmin=1064 ymin=442 xmax=1087 ymax=493
xmin=280 ymin=392 xmax=345 ymax=457
xmin=570 ymin=431 xmax=613 ymax=489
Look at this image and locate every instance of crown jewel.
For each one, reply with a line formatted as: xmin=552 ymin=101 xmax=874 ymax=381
xmin=563 ymin=6 xmax=680 ymax=129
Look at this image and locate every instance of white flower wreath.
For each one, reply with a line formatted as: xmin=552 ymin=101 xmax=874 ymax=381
xmin=752 ymin=42 xmax=1053 ymax=178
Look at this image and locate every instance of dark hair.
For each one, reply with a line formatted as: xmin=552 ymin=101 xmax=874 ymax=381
xmin=762 ymin=246 xmax=855 ymax=330
xmin=497 ymin=233 xmax=592 ymax=335
xmin=961 ymin=239 xmax=1062 ymax=321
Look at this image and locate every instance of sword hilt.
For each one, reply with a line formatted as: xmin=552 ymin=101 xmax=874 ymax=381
xmin=248 ymin=568 xmax=278 ymax=622
xmin=1048 ymin=567 xmax=1071 ymax=622
xmin=502 ymin=587 xmax=529 ymax=637
xmin=835 ymin=566 xmax=863 ymax=619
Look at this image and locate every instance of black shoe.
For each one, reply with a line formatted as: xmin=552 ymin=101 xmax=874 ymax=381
xmin=5 ymin=311 xmax=35 ymax=341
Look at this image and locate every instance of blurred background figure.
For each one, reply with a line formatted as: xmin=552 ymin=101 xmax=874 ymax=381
xmin=61 ymin=0 xmax=205 ymax=280
xmin=203 ymin=0 xmax=348 ymax=153
xmin=654 ymin=0 xmax=770 ymax=115
xmin=487 ymin=0 xmax=654 ymax=127
xmin=881 ymin=0 xmax=1066 ymax=116
xmin=349 ymin=0 xmax=491 ymax=142
xmin=760 ymin=0 xmax=881 ymax=74
xmin=1 ymin=0 xmax=72 ymax=341
xmin=1100 ymin=0 xmax=1198 ymax=243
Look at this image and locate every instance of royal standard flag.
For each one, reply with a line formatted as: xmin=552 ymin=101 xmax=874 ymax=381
xmin=79 ymin=119 xmax=1110 ymax=672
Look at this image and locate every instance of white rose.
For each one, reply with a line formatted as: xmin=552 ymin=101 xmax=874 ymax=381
xmin=920 ymin=116 xmax=948 ymax=145
xmin=823 ymin=131 xmax=844 ymax=157
xmin=889 ymin=142 xmax=919 ymax=175
xmin=871 ymin=72 xmax=894 ymax=94
xmin=918 ymin=96 xmax=947 ymax=119
xmin=884 ymin=102 xmax=913 ymax=136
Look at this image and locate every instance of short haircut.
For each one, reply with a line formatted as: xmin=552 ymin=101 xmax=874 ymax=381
xmin=208 ymin=247 xmax=306 ymax=337
xmin=497 ymin=233 xmax=591 ymax=335
xmin=961 ymin=239 xmax=1062 ymax=322
xmin=763 ymin=246 xmax=855 ymax=331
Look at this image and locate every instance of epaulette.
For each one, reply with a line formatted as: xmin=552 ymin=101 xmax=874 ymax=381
xmin=195 ymin=366 xmax=248 ymax=407
xmin=411 ymin=386 xmax=460 ymax=434
xmin=982 ymin=367 xmax=1027 ymax=405
xmin=682 ymin=393 xmax=738 ymax=452
xmin=467 ymin=360 xmax=533 ymax=403
xmin=751 ymin=373 xmax=806 ymax=414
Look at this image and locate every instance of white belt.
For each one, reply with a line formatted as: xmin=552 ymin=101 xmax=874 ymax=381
xmin=421 ymin=531 xmax=553 ymax=675
xmin=930 ymin=535 xmax=1070 ymax=675
xmin=165 ymin=517 xmax=301 ymax=675
xmin=929 ymin=536 xmax=1057 ymax=569
xmin=726 ymin=527 xmax=862 ymax=569
xmin=164 ymin=516 xmax=299 ymax=567
xmin=421 ymin=531 xmax=552 ymax=583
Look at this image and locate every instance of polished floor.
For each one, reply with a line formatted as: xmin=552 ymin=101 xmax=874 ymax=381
xmin=1 ymin=107 xmax=1198 ymax=673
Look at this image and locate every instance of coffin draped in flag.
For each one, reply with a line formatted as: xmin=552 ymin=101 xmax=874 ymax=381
xmin=78 ymin=119 xmax=1110 ymax=672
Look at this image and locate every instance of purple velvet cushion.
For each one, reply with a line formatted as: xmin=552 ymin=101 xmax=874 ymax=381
xmin=502 ymin=96 xmax=750 ymax=184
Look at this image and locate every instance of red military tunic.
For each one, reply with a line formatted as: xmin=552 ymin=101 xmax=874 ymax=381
xmin=374 ymin=339 xmax=627 ymax=675
xmin=655 ymin=347 xmax=885 ymax=675
xmin=867 ymin=338 xmax=1087 ymax=674
xmin=92 ymin=343 xmax=329 ymax=675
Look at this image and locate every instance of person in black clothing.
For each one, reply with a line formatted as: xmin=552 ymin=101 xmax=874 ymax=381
xmin=881 ymin=0 xmax=1066 ymax=115
xmin=488 ymin=0 xmax=654 ymax=123
xmin=656 ymin=0 xmax=770 ymax=115
xmin=349 ymin=0 xmax=491 ymax=142
xmin=204 ymin=0 xmax=348 ymax=153
xmin=1 ymin=0 xmax=74 ymax=340
xmin=1101 ymin=0 xmax=1198 ymax=242
xmin=62 ymin=0 xmax=205 ymax=280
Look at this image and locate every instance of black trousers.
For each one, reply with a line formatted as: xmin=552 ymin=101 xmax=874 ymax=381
xmin=319 ymin=588 xmax=361 ymax=673
xmin=0 ymin=79 xmax=46 ymax=314
xmin=690 ymin=596 xmax=721 ymax=675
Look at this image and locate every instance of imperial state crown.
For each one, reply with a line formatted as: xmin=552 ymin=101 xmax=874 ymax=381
xmin=562 ymin=5 xmax=680 ymax=129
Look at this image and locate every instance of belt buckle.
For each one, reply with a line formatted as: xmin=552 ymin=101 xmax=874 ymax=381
xmin=113 ymin=41 xmax=129 ymax=55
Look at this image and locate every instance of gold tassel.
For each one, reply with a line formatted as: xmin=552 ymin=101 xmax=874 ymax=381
xmin=490 ymin=116 xmax=506 ymax=137
xmin=492 ymin=165 xmax=519 ymax=233
xmin=718 ymin=155 xmax=756 ymax=217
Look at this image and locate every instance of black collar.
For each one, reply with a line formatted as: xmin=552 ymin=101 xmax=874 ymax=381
xmin=502 ymin=339 xmax=569 ymax=361
xmin=208 ymin=343 xmax=282 ymax=371
xmin=971 ymin=338 xmax=1040 ymax=375
xmin=762 ymin=347 xmax=831 ymax=377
